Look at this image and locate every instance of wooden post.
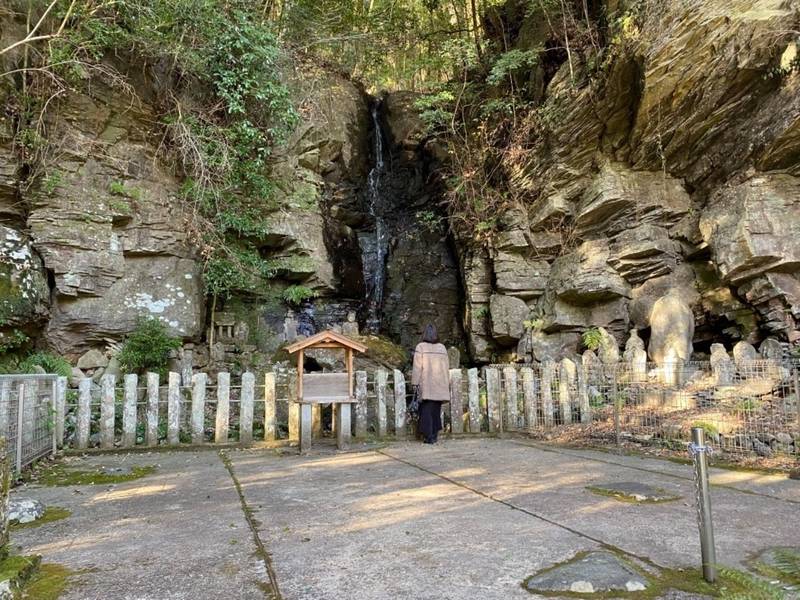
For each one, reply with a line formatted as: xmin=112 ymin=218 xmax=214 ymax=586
xmin=376 ymin=369 xmax=388 ymax=437
xmin=449 ymin=369 xmax=464 ymax=434
xmin=146 ymin=372 xmax=159 ymax=446
xmin=55 ymin=376 xmax=67 ymax=448
xmin=521 ymin=367 xmax=537 ymax=430
xmin=485 ymin=368 xmax=502 ymax=433
xmin=215 ymin=372 xmax=230 ymax=443
xmin=336 ymin=402 xmax=352 ymax=449
xmin=77 ymin=378 xmax=92 ymax=449
xmin=95 ymin=374 xmax=111 ymax=449
xmin=167 ymin=372 xmax=181 ymax=445
xmin=393 ymin=369 xmax=406 ymax=439
xmin=312 ymin=405 xmax=322 ymax=438
xmin=467 ymin=368 xmax=480 ymax=433
xmin=191 ymin=373 xmax=207 ymax=445
xmin=503 ymin=367 xmax=518 ymax=430
xmin=299 ymin=403 xmax=312 ymax=452
xmin=122 ymin=374 xmax=137 ymax=447
xmin=264 ymin=372 xmax=276 ymax=441
xmin=240 ymin=372 xmax=255 ymax=444
xmin=355 ymin=371 xmax=368 ymax=437
xmin=541 ymin=361 xmax=555 ymax=428
xmin=288 ymin=369 xmax=299 ymax=442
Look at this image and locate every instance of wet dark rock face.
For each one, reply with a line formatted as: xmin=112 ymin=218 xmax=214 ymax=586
xmin=362 ymin=93 xmax=465 ymax=350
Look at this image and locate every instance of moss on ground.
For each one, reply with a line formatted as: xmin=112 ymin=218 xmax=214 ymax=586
xmin=0 ymin=554 xmax=39 ymax=584
xmin=750 ymin=547 xmax=800 ymax=587
xmin=10 ymin=507 xmax=72 ymax=531
xmin=17 ymin=562 xmax=75 ymax=599
xmin=585 ymin=486 xmax=680 ymax=504
xmin=37 ymin=465 xmax=156 ymax=486
xmin=522 ymin=548 xmax=787 ymax=599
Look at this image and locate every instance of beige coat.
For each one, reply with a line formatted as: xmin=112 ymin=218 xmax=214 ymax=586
xmin=411 ymin=342 xmax=451 ymax=401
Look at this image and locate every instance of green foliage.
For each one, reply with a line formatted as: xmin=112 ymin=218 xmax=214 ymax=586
xmin=17 ymin=353 xmax=72 ymax=377
xmin=486 ymin=49 xmax=540 ymax=86
xmin=20 ymin=0 xmax=301 ymax=304
xmin=753 ymin=548 xmax=800 ymax=586
xmin=717 ymin=566 xmax=785 ymax=600
xmin=109 ymin=181 xmax=142 ymax=201
xmin=415 ymin=210 xmax=443 ymax=233
xmin=691 ymin=420 xmax=719 ymax=439
xmin=523 ymin=318 xmax=543 ymax=331
xmin=41 ymin=171 xmax=62 ymax=195
xmin=414 ymin=90 xmax=455 ymax=134
xmin=282 ymin=286 xmax=317 ymax=306
xmin=117 ymin=318 xmax=182 ymax=376
xmin=0 ymin=330 xmax=29 ymax=354
xmin=582 ymin=327 xmax=603 ymax=351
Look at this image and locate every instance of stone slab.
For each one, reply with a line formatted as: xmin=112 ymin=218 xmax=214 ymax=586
xmin=525 ymin=550 xmax=648 ymax=594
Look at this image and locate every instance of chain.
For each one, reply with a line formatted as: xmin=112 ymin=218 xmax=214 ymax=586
xmin=688 ymin=442 xmax=714 ymax=457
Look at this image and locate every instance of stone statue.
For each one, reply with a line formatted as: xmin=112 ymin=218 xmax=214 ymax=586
xmin=342 ymin=311 xmax=359 ymax=337
xmin=623 ymin=329 xmax=647 ymax=381
xmin=597 ymin=327 xmax=619 ymax=365
xmin=709 ymin=343 xmax=734 ymax=385
xmin=283 ymin=310 xmax=298 ymax=342
xmin=759 ymin=338 xmax=784 ymax=361
xmin=732 ymin=340 xmax=758 ymax=367
xmin=647 ymin=288 xmax=694 ymax=367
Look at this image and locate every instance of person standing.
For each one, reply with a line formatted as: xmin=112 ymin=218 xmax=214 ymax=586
xmin=411 ymin=324 xmax=450 ymax=444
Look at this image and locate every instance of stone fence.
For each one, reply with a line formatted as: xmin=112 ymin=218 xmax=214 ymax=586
xmin=54 ymin=357 xmax=800 ymax=457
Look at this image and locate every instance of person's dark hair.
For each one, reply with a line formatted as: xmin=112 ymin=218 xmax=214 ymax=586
xmin=421 ymin=323 xmax=439 ymax=344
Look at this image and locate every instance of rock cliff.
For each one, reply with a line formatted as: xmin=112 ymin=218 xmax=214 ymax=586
xmin=1 ymin=0 xmax=798 ymax=367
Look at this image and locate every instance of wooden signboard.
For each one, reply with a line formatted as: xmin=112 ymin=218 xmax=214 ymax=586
xmin=285 ymin=330 xmax=367 ymax=451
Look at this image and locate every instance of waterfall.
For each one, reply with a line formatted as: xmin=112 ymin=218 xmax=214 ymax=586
xmin=359 ymin=101 xmax=390 ymax=333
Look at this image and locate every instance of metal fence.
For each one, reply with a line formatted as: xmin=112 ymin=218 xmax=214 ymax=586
xmin=494 ymin=359 xmax=800 ymax=456
xmin=0 ymin=374 xmax=59 ymax=474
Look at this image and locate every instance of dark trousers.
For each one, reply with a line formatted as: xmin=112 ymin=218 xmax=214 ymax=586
xmin=419 ymin=400 xmax=443 ymax=442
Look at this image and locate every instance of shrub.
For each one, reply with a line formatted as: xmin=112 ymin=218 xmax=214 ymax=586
xmin=18 ymin=352 xmax=72 ymax=377
xmin=117 ymin=318 xmax=182 ymax=376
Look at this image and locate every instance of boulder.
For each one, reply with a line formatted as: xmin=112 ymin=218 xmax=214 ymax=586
xmin=575 ymin=163 xmax=690 ymax=239
xmin=8 ymin=498 xmax=45 ymax=524
xmin=489 ymin=294 xmax=529 ymax=346
xmin=525 ymin=330 xmax=580 ymax=363
xmin=0 ymin=226 xmax=50 ymax=328
xmin=701 ymin=175 xmax=800 ymax=336
xmin=701 ymin=175 xmax=800 ymax=285
xmin=608 ymin=225 xmax=681 ymax=285
xmin=69 ymin=367 xmax=85 ymax=388
xmin=548 ymin=240 xmax=631 ymax=304
xmin=77 ymin=349 xmax=108 ymax=370
xmin=648 ymin=288 xmax=694 ymax=365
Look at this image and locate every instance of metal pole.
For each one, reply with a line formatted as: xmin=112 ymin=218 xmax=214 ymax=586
xmin=690 ymin=427 xmax=717 ymax=583
xmin=15 ymin=383 xmax=24 ymax=475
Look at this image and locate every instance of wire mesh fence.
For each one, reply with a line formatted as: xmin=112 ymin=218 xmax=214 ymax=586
xmin=0 ymin=375 xmax=58 ymax=474
xmin=494 ymin=359 xmax=800 ymax=456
